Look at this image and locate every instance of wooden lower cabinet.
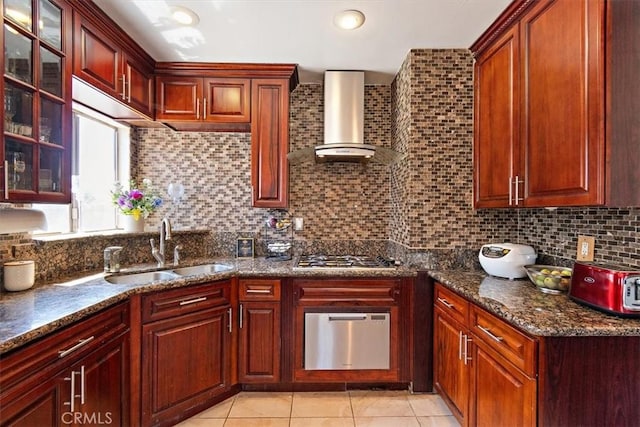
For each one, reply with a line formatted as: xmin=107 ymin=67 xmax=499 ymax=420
xmin=0 ymin=303 xmax=130 ymax=427
xmin=470 ymin=339 xmax=536 ymax=427
xmin=433 ymin=307 xmax=469 ymax=423
xmin=434 ymin=283 xmax=536 ymax=427
xmin=140 ymin=280 xmax=234 ymax=427
xmin=238 ymin=279 xmax=281 ymax=383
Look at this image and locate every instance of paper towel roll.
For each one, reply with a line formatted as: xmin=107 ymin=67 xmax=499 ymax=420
xmin=0 ymin=208 xmax=47 ymax=234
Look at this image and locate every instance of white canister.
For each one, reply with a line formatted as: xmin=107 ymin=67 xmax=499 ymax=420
xmin=3 ymin=260 xmax=35 ymax=292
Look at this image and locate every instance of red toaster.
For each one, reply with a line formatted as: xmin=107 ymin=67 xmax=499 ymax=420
xmin=570 ymin=262 xmax=640 ymax=317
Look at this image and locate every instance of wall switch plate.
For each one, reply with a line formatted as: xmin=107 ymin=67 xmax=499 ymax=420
xmin=576 ymin=235 xmax=595 ymax=261
xmin=293 ymin=217 xmax=304 ymax=231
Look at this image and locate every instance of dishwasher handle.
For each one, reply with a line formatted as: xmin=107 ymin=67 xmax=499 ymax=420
xmin=328 ymin=315 xmax=368 ymax=321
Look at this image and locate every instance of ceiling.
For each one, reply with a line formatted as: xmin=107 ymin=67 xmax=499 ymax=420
xmin=92 ymin=0 xmax=512 ymax=85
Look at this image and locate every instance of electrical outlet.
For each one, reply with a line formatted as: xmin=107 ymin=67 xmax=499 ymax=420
xmin=293 ymin=217 xmax=304 ymax=231
xmin=576 ymin=235 xmax=595 ymax=261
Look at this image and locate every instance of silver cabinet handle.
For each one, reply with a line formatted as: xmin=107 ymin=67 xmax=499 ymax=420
xmin=239 ymin=303 xmax=244 ymax=329
xmin=3 ymin=160 xmax=8 ymax=199
xmin=514 ymin=175 xmax=520 ymax=205
xmin=121 ymin=73 xmax=126 ymax=99
xmin=477 ymin=325 xmax=504 ymax=342
xmin=437 ymin=297 xmax=454 ymax=309
xmin=246 ymin=289 xmax=272 ymax=294
xmin=79 ymin=365 xmax=86 ymax=404
xmin=196 ymin=98 xmax=200 ymax=119
xmin=179 ymin=296 xmax=207 ymax=306
xmin=508 ymin=175 xmax=513 ymax=205
xmin=127 ymin=72 xmax=132 ymax=102
xmin=203 ymin=98 xmax=207 ymax=119
xmin=227 ymin=307 xmax=233 ymax=333
xmin=458 ymin=330 xmax=463 ymax=360
xmin=463 ymin=334 xmax=472 ymax=365
xmin=58 ymin=336 xmax=95 ymax=358
xmin=65 ymin=372 xmax=76 ymax=412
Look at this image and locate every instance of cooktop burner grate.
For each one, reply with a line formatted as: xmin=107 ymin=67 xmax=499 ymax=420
xmin=294 ymin=255 xmax=396 ymax=269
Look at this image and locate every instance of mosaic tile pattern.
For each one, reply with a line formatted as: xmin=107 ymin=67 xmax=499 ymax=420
xmin=390 ymin=49 xmax=517 ymax=250
xmin=288 ymin=84 xmax=392 ymax=241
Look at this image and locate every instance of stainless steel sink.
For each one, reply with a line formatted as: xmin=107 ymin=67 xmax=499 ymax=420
xmin=105 ymin=270 xmax=180 ymax=285
xmin=172 ymin=263 xmax=233 ymax=276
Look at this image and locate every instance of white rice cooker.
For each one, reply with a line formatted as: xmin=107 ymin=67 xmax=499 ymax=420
xmin=479 ymin=243 xmax=537 ymax=280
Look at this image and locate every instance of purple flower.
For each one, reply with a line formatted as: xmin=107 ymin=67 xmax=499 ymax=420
xmin=130 ymin=190 xmax=143 ymax=200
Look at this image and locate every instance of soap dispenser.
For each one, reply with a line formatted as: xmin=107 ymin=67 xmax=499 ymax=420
xmin=104 ymin=246 xmax=123 ymax=273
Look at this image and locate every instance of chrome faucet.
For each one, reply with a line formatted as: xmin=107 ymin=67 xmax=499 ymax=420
xmin=150 ymin=218 xmax=172 ymax=266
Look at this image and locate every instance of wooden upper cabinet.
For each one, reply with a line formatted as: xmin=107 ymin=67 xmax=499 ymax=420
xmin=251 ymin=79 xmax=290 ymax=208
xmin=155 ymin=76 xmax=202 ymax=121
xmin=72 ymin=8 xmax=154 ymax=118
xmin=205 ymin=78 xmax=251 ymax=122
xmin=473 ymin=26 xmax=520 ymax=208
xmin=156 ymin=77 xmax=250 ymax=124
xmin=74 ymin=18 xmax=120 ymax=94
xmin=520 ymin=0 xmax=603 ymax=207
xmin=123 ymin=53 xmax=153 ymax=117
xmin=472 ymin=0 xmax=640 ymax=208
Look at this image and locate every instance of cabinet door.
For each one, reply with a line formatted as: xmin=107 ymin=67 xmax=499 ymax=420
xmin=433 ymin=307 xmax=468 ymax=425
xmin=60 ymin=333 xmax=129 ymax=427
xmin=0 ymin=377 xmax=61 ymax=427
xmin=2 ymin=0 xmax=72 ymax=203
xmin=73 ymin=14 xmax=120 ymax=97
xmin=251 ymin=79 xmax=289 ymax=208
xmin=520 ymin=0 xmax=604 ymax=206
xmin=141 ymin=306 xmax=231 ymax=426
xmin=470 ymin=339 xmax=536 ymax=427
xmin=203 ymin=78 xmax=250 ymax=123
xmin=473 ymin=26 xmax=520 ymax=208
xmin=123 ymin=53 xmax=153 ymax=117
xmin=238 ymin=301 xmax=280 ymax=383
xmin=155 ymin=76 xmax=203 ymax=121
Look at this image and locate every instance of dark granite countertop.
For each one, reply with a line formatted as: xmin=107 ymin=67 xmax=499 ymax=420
xmin=430 ymin=270 xmax=640 ymax=337
xmin=4 ymin=260 xmax=639 ymax=355
xmin=0 ymin=257 xmax=415 ymax=354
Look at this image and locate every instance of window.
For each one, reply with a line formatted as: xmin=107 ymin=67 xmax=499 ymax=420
xmin=34 ymin=103 xmax=130 ymax=234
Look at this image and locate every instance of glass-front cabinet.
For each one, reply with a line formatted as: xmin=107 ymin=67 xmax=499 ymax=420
xmin=2 ymin=0 xmax=71 ymax=202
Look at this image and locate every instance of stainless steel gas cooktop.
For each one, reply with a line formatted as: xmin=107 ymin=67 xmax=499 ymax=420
xmin=294 ymin=254 xmax=397 ymax=270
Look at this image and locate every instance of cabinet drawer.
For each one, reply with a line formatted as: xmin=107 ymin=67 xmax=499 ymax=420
xmin=294 ymin=278 xmax=401 ymax=306
xmin=239 ymin=278 xmax=281 ymax=301
xmin=142 ymin=280 xmax=232 ymax=323
xmin=0 ymin=302 xmax=129 ymax=389
xmin=470 ymin=304 xmax=537 ymax=376
xmin=434 ymin=283 xmax=469 ymax=326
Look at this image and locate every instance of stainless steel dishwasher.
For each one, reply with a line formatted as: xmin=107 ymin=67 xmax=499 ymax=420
xmin=304 ymin=312 xmax=390 ymax=370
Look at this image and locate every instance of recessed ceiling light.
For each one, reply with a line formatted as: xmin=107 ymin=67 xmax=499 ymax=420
xmin=171 ymin=6 xmax=200 ymax=26
xmin=333 ymin=10 xmax=365 ymax=30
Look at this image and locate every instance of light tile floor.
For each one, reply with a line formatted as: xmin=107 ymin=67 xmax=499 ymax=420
xmin=177 ymin=391 xmax=460 ymax=427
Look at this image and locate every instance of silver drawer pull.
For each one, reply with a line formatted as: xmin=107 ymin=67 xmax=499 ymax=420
xmin=437 ymin=297 xmax=455 ymax=309
xmin=179 ymin=296 xmax=207 ymax=306
xmin=58 ymin=336 xmax=95 ymax=358
xmin=246 ymin=289 xmax=272 ymax=294
xmin=478 ymin=325 xmax=504 ymax=342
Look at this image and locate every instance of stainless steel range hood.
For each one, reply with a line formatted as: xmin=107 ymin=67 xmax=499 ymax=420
xmin=316 ymin=71 xmax=377 ymax=162
xmin=288 ymin=70 xmax=405 ymax=165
